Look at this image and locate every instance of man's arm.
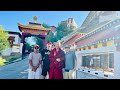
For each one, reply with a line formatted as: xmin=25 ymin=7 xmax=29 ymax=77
xmin=29 ymin=60 xmax=34 ymax=67
xmin=29 ymin=60 xmax=36 ymax=72
xmin=29 ymin=53 xmax=34 ymax=68
xmin=36 ymin=54 xmax=42 ymax=68
xmin=36 ymin=60 xmax=42 ymax=68
xmin=74 ymin=58 xmax=77 ymax=70
xmin=28 ymin=53 xmax=36 ymax=71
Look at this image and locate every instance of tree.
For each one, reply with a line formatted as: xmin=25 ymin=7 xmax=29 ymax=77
xmin=24 ymin=42 xmax=32 ymax=53
xmin=33 ymin=37 xmax=43 ymax=52
xmin=47 ymin=31 xmax=57 ymax=43
xmin=42 ymin=23 xmax=57 ymax=43
xmin=42 ymin=23 xmax=51 ymax=28
xmin=56 ymin=22 xmax=74 ymax=41
xmin=0 ymin=26 xmax=9 ymax=52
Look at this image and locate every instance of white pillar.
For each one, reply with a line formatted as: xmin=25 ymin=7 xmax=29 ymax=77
xmin=114 ymin=51 xmax=120 ymax=79
xmin=20 ymin=43 xmax=23 ymax=54
xmin=75 ymin=51 xmax=82 ymax=70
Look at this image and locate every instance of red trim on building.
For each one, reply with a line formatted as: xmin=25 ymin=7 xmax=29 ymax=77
xmin=76 ymin=27 xmax=120 ymax=47
xmin=65 ymin=34 xmax=83 ymax=45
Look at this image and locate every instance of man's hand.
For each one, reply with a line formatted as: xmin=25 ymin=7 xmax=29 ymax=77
xmin=41 ymin=64 xmax=43 ymax=69
xmin=74 ymin=67 xmax=76 ymax=71
xmin=32 ymin=66 xmax=38 ymax=72
xmin=32 ymin=66 xmax=36 ymax=72
xmin=56 ymin=58 xmax=61 ymax=62
xmin=47 ymin=51 xmax=50 ymax=55
xmin=62 ymin=68 xmax=65 ymax=72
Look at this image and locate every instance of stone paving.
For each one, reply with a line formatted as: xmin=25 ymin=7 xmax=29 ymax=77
xmin=76 ymin=70 xmax=105 ymax=79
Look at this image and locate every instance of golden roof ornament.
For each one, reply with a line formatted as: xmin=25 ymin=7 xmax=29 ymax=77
xmin=33 ymin=16 xmax=37 ymax=23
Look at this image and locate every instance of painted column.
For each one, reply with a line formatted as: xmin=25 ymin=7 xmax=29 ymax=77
xmin=43 ymin=35 xmax=47 ymax=49
xmin=75 ymin=51 xmax=83 ymax=70
xmin=20 ymin=33 xmax=24 ymax=54
xmin=20 ymin=33 xmax=26 ymax=56
xmin=20 ymin=43 xmax=23 ymax=53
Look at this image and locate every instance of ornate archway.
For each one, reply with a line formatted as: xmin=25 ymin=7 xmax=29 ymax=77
xmin=17 ymin=16 xmax=51 ymax=57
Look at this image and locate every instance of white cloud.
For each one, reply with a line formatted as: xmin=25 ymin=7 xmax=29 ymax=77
xmin=26 ymin=37 xmax=36 ymax=45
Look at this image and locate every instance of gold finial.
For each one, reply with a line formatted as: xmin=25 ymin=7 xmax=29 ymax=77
xmin=33 ymin=16 xmax=37 ymax=23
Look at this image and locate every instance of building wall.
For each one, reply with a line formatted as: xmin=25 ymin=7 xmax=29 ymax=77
xmin=99 ymin=14 xmax=117 ymax=23
xmin=8 ymin=34 xmax=21 ymax=44
xmin=75 ymin=45 xmax=116 ymax=78
xmin=1 ymin=48 xmax=12 ymax=56
xmin=8 ymin=34 xmax=21 ymax=53
xmin=12 ymin=45 xmax=20 ymax=53
xmin=114 ymin=51 xmax=120 ymax=79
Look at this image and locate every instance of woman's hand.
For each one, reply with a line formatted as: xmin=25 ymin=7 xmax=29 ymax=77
xmin=56 ymin=58 xmax=61 ymax=62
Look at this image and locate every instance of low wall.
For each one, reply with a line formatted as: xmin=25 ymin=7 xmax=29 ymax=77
xmin=1 ymin=48 xmax=12 ymax=56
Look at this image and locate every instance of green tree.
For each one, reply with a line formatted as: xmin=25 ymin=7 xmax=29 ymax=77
xmin=42 ymin=23 xmax=51 ymax=28
xmin=0 ymin=26 xmax=9 ymax=52
xmin=33 ymin=37 xmax=43 ymax=52
xmin=42 ymin=23 xmax=57 ymax=43
xmin=24 ymin=42 xmax=32 ymax=53
xmin=47 ymin=31 xmax=57 ymax=43
xmin=56 ymin=23 xmax=74 ymax=41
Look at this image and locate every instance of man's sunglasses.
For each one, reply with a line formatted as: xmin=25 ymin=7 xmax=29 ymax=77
xmin=34 ymin=47 xmax=39 ymax=49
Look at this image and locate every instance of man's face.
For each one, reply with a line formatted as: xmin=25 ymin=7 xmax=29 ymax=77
xmin=34 ymin=46 xmax=39 ymax=53
xmin=65 ymin=48 xmax=70 ymax=52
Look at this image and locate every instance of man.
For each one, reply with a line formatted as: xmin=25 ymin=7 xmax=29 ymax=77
xmin=28 ymin=44 xmax=42 ymax=79
xmin=41 ymin=42 xmax=52 ymax=79
xmin=64 ymin=46 xmax=77 ymax=79
xmin=49 ymin=42 xmax=65 ymax=79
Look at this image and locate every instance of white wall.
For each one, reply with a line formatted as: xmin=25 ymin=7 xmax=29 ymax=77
xmin=99 ymin=14 xmax=117 ymax=23
xmin=20 ymin=43 xmax=23 ymax=53
xmin=8 ymin=34 xmax=21 ymax=44
xmin=75 ymin=45 xmax=116 ymax=79
xmin=1 ymin=48 xmax=12 ymax=56
xmin=114 ymin=51 xmax=120 ymax=79
xmin=75 ymin=51 xmax=82 ymax=70
xmin=12 ymin=46 xmax=20 ymax=53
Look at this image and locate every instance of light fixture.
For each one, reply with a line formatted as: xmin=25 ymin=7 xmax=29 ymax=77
xmin=103 ymin=40 xmax=105 ymax=42
xmin=115 ymin=43 xmax=118 ymax=46
xmin=106 ymin=39 xmax=108 ymax=42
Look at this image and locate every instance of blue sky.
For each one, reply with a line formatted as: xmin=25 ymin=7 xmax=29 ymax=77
xmin=0 ymin=11 xmax=89 ymax=32
xmin=1 ymin=11 xmax=119 ymax=45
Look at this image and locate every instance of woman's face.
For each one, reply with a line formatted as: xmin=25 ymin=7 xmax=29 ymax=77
xmin=55 ymin=43 xmax=60 ymax=49
xmin=51 ymin=44 xmax=55 ymax=50
xmin=47 ymin=44 xmax=52 ymax=51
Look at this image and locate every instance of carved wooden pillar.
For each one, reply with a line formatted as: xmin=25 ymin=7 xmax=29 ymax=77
xmin=43 ymin=35 xmax=47 ymax=49
xmin=21 ymin=33 xmax=26 ymax=57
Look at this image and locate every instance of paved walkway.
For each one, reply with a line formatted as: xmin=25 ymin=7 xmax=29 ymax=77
xmin=76 ymin=70 xmax=105 ymax=79
xmin=0 ymin=55 xmax=106 ymax=79
xmin=0 ymin=56 xmax=28 ymax=79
